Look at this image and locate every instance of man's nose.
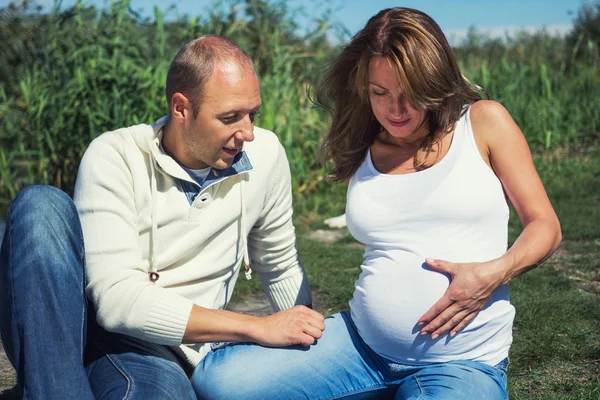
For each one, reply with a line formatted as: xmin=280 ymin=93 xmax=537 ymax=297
xmin=235 ymin=115 xmax=255 ymax=142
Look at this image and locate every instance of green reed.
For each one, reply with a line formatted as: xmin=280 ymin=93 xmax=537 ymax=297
xmin=0 ymin=0 xmax=599 ymax=217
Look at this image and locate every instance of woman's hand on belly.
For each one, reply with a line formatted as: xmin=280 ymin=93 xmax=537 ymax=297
xmin=417 ymin=257 xmax=507 ymax=339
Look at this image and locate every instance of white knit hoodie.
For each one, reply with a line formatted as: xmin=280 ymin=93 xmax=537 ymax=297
xmin=74 ymin=117 xmax=312 ymax=367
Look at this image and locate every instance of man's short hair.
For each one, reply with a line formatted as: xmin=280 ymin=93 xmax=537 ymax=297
xmin=165 ymin=35 xmax=253 ymax=118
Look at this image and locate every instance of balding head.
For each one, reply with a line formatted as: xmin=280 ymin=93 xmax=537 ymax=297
xmin=166 ymin=36 xmax=254 ymax=118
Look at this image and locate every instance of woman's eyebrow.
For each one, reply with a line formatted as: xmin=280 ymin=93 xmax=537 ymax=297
xmin=367 ymin=82 xmax=388 ymax=90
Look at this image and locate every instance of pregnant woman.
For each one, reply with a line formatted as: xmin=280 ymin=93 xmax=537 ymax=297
xmin=193 ymin=7 xmax=561 ymax=399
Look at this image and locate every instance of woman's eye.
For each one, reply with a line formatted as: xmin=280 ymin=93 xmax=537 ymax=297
xmin=372 ymin=91 xmax=386 ymax=96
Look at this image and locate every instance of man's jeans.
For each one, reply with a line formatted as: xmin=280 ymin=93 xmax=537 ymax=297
xmin=0 ymin=186 xmax=195 ymax=399
xmin=194 ymin=310 xmax=509 ymax=399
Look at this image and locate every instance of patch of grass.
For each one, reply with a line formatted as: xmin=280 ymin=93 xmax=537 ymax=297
xmin=507 ymin=146 xmax=600 ymax=243
xmin=297 ymin=236 xmax=363 ymax=315
xmin=509 ymin=263 xmax=600 ymax=399
xmin=535 ymin=147 xmax=600 ymax=240
xmin=228 ymin=266 xmax=265 ymax=303
xmin=230 ymin=233 xmax=363 ymax=314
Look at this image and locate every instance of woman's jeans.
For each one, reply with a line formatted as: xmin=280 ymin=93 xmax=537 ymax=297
xmin=194 ymin=311 xmax=509 ymax=399
xmin=0 ymin=186 xmax=195 ymax=399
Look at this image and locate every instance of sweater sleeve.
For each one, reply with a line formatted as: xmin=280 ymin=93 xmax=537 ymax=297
xmin=74 ymin=133 xmax=193 ymax=346
xmin=247 ymin=141 xmax=312 ymax=311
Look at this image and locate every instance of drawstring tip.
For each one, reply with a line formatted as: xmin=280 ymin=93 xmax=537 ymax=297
xmin=244 ymin=263 xmax=252 ymax=280
xmin=149 ymin=272 xmax=160 ymax=282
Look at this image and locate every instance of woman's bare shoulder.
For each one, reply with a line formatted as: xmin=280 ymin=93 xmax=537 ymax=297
xmin=470 ymin=100 xmax=523 ymax=152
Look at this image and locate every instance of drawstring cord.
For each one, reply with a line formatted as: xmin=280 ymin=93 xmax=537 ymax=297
xmin=149 ymin=155 xmax=160 ymax=282
xmin=240 ymin=174 xmax=252 ymax=280
xmin=148 ymin=140 xmax=251 ymax=283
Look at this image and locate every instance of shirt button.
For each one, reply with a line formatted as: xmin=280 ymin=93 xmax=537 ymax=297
xmin=196 ymin=193 xmax=212 ymax=206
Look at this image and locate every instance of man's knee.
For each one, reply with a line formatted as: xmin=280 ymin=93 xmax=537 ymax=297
xmin=2 ymin=185 xmax=84 ymax=279
xmin=10 ymin=185 xmax=79 ymax=235
xmin=88 ymin=349 xmax=196 ymax=400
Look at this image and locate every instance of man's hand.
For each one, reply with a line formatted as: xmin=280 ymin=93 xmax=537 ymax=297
xmin=251 ymin=305 xmax=325 ymax=347
xmin=417 ymin=258 xmax=506 ymax=339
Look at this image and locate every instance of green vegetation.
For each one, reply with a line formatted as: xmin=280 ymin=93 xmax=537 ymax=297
xmin=1 ymin=0 xmax=599 ymax=398
xmin=0 ymin=0 xmax=334 ymax=214
xmin=1 ymin=0 xmax=599 ymax=217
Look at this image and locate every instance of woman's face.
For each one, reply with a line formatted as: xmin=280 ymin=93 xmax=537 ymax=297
xmin=367 ymin=56 xmax=426 ymax=142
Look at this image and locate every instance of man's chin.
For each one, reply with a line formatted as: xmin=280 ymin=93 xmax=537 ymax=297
xmin=212 ymin=159 xmax=234 ymax=170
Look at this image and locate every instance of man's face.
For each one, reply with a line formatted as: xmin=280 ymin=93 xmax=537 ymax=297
xmin=182 ymin=61 xmax=261 ymax=170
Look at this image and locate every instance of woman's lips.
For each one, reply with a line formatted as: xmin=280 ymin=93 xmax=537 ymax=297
xmin=388 ymin=118 xmax=410 ymax=128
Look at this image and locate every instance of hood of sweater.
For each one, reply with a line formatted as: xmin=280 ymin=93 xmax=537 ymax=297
xmin=130 ymin=116 xmax=253 ymax=283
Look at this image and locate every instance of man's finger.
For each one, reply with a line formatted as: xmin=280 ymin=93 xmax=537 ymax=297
xmin=302 ymin=324 xmax=324 ymax=340
xmin=307 ymin=316 xmax=326 ymax=331
xmin=294 ymin=307 xmax=325 ymax=329
xmin=297 ymin=333 xmax=318 ymax=347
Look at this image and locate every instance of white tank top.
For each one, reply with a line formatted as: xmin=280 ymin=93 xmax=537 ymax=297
xmin=347 ymin=106 xmax=514 ymax=366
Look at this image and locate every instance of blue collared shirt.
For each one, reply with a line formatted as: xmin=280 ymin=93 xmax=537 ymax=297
xmin=179 ymin=151 xmax=253 ymax=205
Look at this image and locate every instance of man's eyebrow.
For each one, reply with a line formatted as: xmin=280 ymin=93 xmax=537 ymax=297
xmin=216 ymin=104 xmax=262 ymax=117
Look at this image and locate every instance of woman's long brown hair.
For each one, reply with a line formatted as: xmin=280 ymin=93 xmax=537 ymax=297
xmin=317 ymin=7 xmax=486 ymax=182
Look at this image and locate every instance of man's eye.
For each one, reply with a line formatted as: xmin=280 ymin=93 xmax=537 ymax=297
xmin=249 ymin=111 xmax=259 ymax=123
xmin=221 ymin=115 xmax=240 ymax=123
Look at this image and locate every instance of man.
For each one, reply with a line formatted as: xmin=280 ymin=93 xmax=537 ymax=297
xmin=0 ymin=36 xmax=325 ymax=399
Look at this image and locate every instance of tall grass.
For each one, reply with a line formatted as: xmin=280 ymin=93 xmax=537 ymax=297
xmin=0 ymin=0 xmax=599 ymax=217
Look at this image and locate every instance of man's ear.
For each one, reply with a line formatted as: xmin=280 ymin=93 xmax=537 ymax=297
xmin=170 ymin=93 xmax=191 ymax=121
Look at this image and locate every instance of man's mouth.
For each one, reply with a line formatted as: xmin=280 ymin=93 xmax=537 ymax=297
xmin=222 ymin=147 xmax=240 ymax=156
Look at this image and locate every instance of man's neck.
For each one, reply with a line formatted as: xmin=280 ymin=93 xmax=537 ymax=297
xmin=161 ymin=119 xmax=177 ymax=156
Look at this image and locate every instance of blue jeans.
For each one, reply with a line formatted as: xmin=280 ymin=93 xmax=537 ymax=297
xmin=194 ymin=311 xmax=509 ymax=399
xmin=0 ymin=186 xmax=195 ymax=399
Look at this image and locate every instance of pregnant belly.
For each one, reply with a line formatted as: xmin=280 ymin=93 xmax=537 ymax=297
xmin=349 ymin=252 xmax=450 ymax=347
xmin=349 ymin=251 xmax=514 ymax=364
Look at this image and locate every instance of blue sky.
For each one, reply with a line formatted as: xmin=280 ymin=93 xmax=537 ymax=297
xmin=4 ymin=0 xmax=586 ymax=43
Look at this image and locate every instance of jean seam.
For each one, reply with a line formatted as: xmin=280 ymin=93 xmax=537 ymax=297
xmin=80 ymin=245 xmax=87 ymax=364
xmin=414 ymin=374 xmax=426 ymax=400
xmin=5 ymin=208 xmax=19 ymax=369
xmin=95 ymin=341 xmax=134 ymax=400
xmin=493 ymin=358 xmax=509 ymax=378
xmin=493 ymin=365 xmax=506 ymax=377
xmin=325 ymin=383 xmax=388 ymax=400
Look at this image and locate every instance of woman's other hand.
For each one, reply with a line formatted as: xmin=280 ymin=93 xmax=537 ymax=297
xmin=417 ymin=258 xmax=507 ymax=339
